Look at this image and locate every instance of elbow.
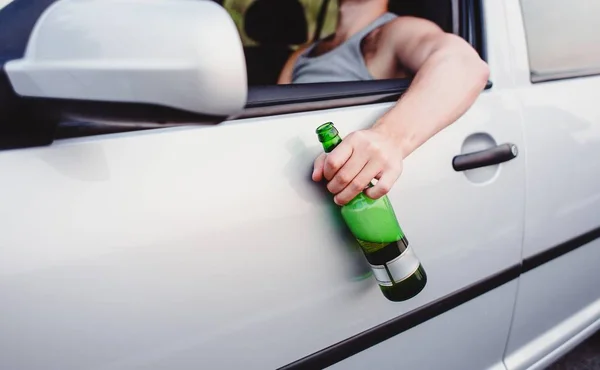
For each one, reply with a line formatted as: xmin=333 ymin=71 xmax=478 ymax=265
xmin=474 ymin=58 xmax=490 ymax=89
xmin=466 ymin=59 xmax=489 ymax=95
xmin=457 ymin=40 xmax=490 ymax=91
xmin=453 ymin=48 xmax=490 ymax=93
xmin=437 ymin=34 xmax=490 ymax=91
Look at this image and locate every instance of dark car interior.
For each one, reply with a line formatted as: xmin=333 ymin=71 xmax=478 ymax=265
xmin=237 ymin=0 xmax=454 ymax=86
xmin=243 ymin=0 xmax=309 ymax=86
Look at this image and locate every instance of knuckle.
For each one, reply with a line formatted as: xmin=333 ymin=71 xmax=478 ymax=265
xmin=338 ymin=172 xmax=352 ymax=185
xmin=350 ymin=179 xmax=364 ymax=192
xmin=385 ymin=163 xmax=397 ymax=174
xmin=325 ymin=156 xmax=342 ymax=171
xmin=385 ymin=160 xmax=401 ymax=171
xmin=362 ymin=137 xmax=379 ymax=152
xmin=371 ymin=145 xmax=383 ymax=157
xmin=350 ymin=131 xmax=367 ymax=144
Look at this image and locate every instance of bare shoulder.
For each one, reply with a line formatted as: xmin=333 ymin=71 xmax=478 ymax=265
xmin=277 ymin=44 xmax=310 ymax=84
xmin=379 ymin=16 xmax=445 ymax=43
xmin=365 ymin=16 xmax=445 ymax=70
xmin=375 ymin=16 xmax=480 ymax=72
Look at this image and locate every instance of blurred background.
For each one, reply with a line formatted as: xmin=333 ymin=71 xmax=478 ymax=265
xmin=226 ymin=0 xmax=338 ymax=47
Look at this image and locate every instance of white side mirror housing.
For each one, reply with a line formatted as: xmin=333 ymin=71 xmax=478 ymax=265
xmin=5 ymin=0 xmax=247 ymax=120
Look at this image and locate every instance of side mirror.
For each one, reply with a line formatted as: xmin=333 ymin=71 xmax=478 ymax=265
xmin=4 ymin=0 xmax=247 ymax=123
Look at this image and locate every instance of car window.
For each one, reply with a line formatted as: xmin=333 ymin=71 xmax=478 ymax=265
xmin=520 ymin=0 xmax=600 ymax=82
xmin=223 ymin=0 xmax=454 ymax=87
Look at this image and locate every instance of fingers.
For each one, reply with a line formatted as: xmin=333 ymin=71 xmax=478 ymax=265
xmin=334 ymin=160 xmax=382 ymax=205
xmin=326 ymin=149 xmax=370 ymax=195
xmin=313 ymin=128 xmax=404 ymax=204
xmin=364 ymin=166 xmax=402 ymax=200
xmin=312 ymin=153 xmax=326 ymax=182
xmin=323 ymin=142 xmax=353 ymax=181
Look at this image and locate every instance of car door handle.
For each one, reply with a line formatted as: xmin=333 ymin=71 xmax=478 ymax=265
xmin=452 ymin=143 xmax=518 ymax=172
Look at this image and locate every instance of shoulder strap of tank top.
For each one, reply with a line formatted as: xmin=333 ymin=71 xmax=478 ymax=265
xmin=347 ymin=12 xmax=397 ymax=45
xmin=297 ymin=12 xmax=397 ymax=59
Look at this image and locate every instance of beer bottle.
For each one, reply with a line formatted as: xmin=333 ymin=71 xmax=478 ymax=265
xmin=316 ymin=122 xmax=427 ymax=301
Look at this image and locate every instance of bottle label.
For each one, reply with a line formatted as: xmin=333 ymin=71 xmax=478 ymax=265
xmin=368 ymin=242 xmax=421 ymax=286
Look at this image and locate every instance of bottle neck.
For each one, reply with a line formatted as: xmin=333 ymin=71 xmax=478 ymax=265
xmin=322 ymin=135 xmax=342 ymax=153
xmin=316 ymin=122 xmax=342 ymax=153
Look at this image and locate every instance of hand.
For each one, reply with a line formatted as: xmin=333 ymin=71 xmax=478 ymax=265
xmin=312 ymin=128 xmax=404 ymax=205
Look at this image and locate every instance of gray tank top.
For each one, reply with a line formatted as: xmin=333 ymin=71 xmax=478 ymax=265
xmin=292 ymin=12 xmax=397 ymax=84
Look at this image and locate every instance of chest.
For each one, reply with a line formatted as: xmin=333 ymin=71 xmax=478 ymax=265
xmin=308 ymin=29 xmax=408 ymax=80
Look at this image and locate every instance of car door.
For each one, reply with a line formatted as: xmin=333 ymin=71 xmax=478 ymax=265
xmin=0 ymin=1 xmax=524 ymax=369
xmin=502 ymin=1 xmax=600 ymax=369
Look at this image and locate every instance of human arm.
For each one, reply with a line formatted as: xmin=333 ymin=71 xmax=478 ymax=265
xmin=314 ymin=17 xmax=490 ymax=205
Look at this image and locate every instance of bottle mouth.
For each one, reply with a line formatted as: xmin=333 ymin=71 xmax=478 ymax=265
xmin=316 ymin=122 xmax=338 ymax=142
xmin=316 ymin=122 xmax=334 ymax=134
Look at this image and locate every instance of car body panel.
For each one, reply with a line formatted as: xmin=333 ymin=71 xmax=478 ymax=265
xmin=0 ymin=81 xmax=525 ymax=368
xmin=329 ymin=281 xmax=518 ymax=370
xmin=502 ymin=0 xmax=600 ymax=368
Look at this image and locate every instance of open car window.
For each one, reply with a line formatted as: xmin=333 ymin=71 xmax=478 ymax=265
xmin=220 ymin=0 xmax=486 ymax=118
xmin=224 ymin=0 xmax=455 ymax=87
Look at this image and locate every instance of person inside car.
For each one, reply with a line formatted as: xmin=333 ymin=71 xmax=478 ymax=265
xmin=278 ymin=0 xmax=489 ymax=206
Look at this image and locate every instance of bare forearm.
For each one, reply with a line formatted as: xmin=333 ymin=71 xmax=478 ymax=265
xmin=373 ymin=43 xmax=489 ymax=158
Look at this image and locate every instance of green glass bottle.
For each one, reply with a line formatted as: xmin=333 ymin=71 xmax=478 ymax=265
xmin=316 ymin=122 xmax=427 ymax=302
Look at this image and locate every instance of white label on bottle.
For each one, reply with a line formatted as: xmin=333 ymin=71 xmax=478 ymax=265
xmin=369 ymin=246 xmax=421 ymax=287
xmin=371 ymin=264 xmax=392 ymax=285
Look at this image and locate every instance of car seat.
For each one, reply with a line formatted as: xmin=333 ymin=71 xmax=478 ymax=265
xmin=243 ymin=0 xmax=308 ymax=86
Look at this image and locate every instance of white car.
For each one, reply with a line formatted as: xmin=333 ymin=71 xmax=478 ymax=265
xmin=0 ymin=0 xmax=598 ymax=369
